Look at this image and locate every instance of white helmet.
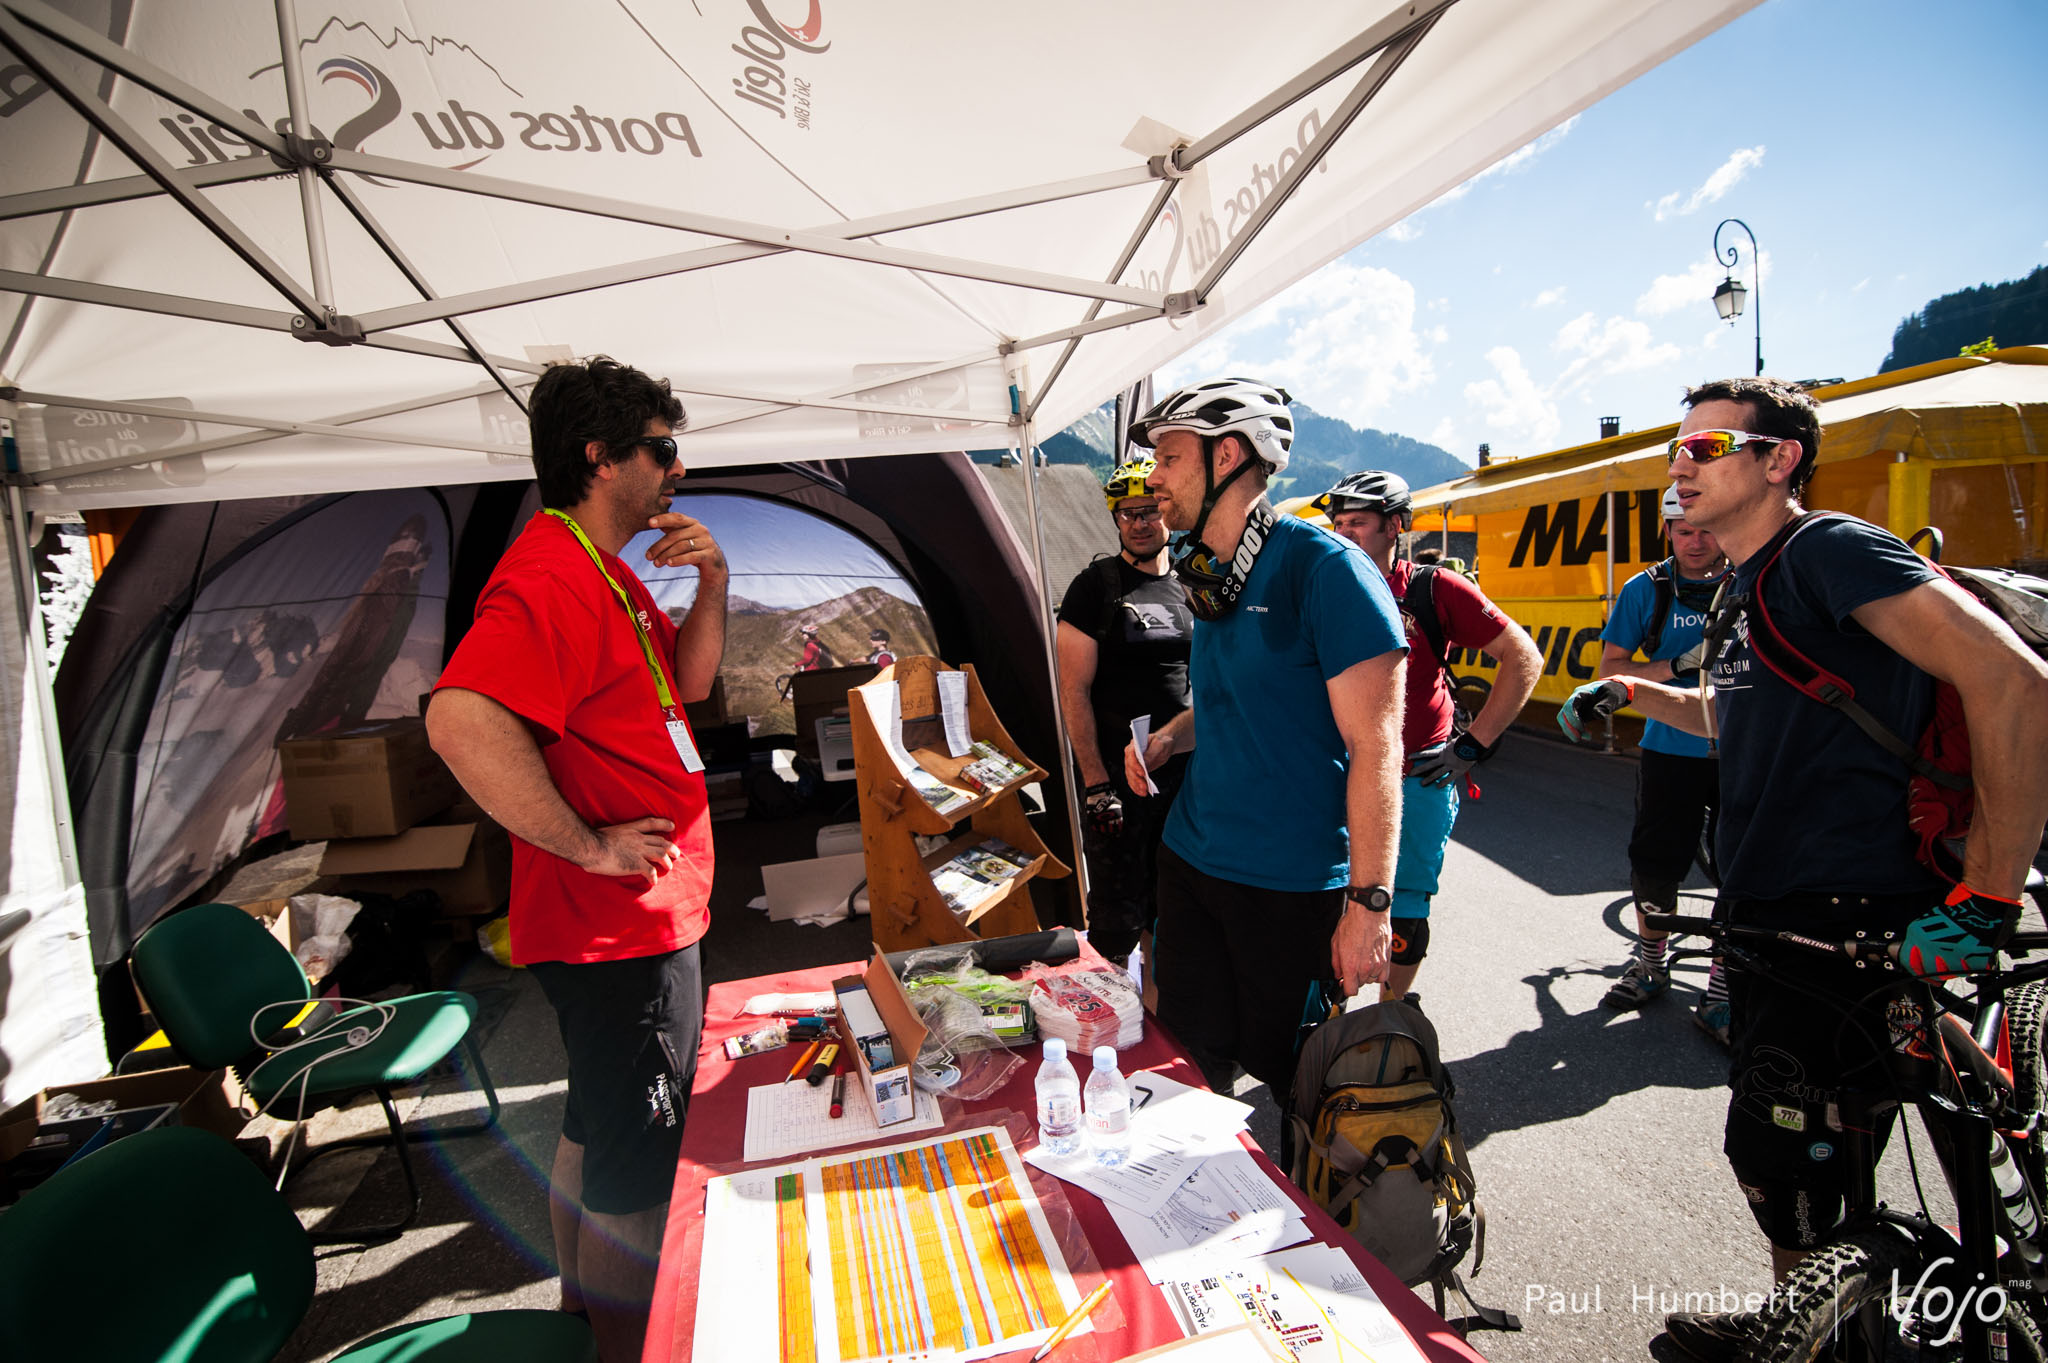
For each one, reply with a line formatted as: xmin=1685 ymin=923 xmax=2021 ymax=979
xmin=1128 ymin=378 xmax=1296 ymax=474
xmin=1661 ymin=484 xmax=1685 ymax=521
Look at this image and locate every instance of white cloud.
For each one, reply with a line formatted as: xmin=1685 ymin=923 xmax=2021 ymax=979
xmin=1428 ymin=417 xmax=1459 ymax=449
xmin=1852 ymin=277 xmax=1871 ymax=294
xmin=1636 ymin=249 xmax=1771 ymax=318
xmin=1700 ymin=329 xmax=1723 ymax=350
xmin=1158 ymin=262 xmax=1435 ymax=427
xmin=1464 ymin=346 xmax=1560 ymax=450
xmin=1427 ymin=297 xmax=1450 ymax=313
xmin=1384 ymin=218 xmax=1421 ymax=242
xmin=1428 ymin=325 xmax=1449 ymax=344
xmin=1648 ymin=145 xmax=1765 ymax=222
xmin=1530 ymin=286 xmax=1566 ymax=309
xmin=1394 ymin=116 xmax=1580 ymax=230
xmin=1552 ymin=313 xmax=1681 ymax=396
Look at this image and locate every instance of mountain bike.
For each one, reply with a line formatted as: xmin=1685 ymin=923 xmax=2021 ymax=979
xmin=1646 ymin=906 xmax=2048 ymax=1362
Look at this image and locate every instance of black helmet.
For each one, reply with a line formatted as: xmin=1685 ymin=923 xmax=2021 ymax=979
xmin=1311 ymin=470 xmax=1412 ymax=520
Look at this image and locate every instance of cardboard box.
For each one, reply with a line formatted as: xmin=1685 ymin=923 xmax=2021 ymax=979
xmin=217 ymin=843 xmax=333 ymax=950
xmin=0 ymin=1065 xmax=250 ymax=1163
xmin=761 ymin=851 xmax=866 ymax=921
xmin=791 ymin=664 xmax=879 ymax=760
xmin=318 ymin=820 xmax=511 ymax=918
xmin=832 ymin=950 xmax=929 ymax=1128
xmin=278 ymin=718 xmax=458 ymax=840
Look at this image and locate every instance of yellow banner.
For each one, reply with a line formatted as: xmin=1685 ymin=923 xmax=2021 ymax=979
xmin=1445 ymin=595 xmax=1610 ymax=707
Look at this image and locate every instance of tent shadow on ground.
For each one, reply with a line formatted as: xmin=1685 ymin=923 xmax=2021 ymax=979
xmin=1442 ymin=738 xmax=1644 ymax=898
xmin=1455 ymin=962 xmax=1728 ymax=1149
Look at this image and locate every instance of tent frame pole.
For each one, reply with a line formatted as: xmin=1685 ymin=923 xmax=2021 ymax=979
xmin=1008 ymin=368 xmax=1093 ymax=914
xmin=1603 ymin=490 xmax=1616 ymax=754
xmin=1191 ymin=13 xmax=1440 ymax=304
xmin=271 ymin=0 xmax=336 ymax=316
xmin=0 ymin=10 xmax=317 ymax=318
xmin=1 ymin=482 xmax=77 ymax=882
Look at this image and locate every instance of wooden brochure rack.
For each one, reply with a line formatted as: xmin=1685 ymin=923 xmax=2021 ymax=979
xmin=848 ymin=656 xmax=1070 ymax=953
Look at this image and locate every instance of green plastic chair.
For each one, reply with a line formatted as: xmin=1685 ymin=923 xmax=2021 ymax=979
xmin=0 ymin=1126 xmax=594 ymax=1363
xmin=131 ymin=901 xmax=500 ymax=1241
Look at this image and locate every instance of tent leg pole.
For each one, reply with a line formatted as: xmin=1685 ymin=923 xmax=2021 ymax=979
xmin=1012 ymin=407 xmax=1093 ymax=920
xmin=273 ymin=0 xmax=337 ymax=313
xmin=4 ymin=482 xmax=80 ymax=884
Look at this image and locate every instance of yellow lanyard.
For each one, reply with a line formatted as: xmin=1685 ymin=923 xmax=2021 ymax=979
xmin=542 ymin=510 xmax=677 ymax=713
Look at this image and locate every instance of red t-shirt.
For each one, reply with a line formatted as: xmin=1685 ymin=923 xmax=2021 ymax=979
xmin=1388 ymin=559 xmax=1513 ymax=760
xmin=434 ymin=513 xmax=712 ymax=965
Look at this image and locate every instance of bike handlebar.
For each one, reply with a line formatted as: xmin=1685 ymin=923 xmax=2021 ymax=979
xmin=1642 ymin=911 xmax=2048 ymax=980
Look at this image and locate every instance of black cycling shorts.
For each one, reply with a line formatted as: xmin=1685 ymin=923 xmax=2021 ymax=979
xmin=1720 ymin=892 xmax=1922 ymax=1250
xmin=1627 ymin=748 xmax=1719 ymax=885
xmin=1390 ymin=916 xmax=1430 ymax=967
xmin=1152 ymin=845 xmax=1341 ymax=1097
xmin=530 ymin=944 xmax=703 ymax=1215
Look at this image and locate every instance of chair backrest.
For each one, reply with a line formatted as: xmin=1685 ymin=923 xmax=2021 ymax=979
xmin=0 ymin=1126 xmax=315 ymax=1363
xmin=133 ymin=902 xmax=312 ymax=1068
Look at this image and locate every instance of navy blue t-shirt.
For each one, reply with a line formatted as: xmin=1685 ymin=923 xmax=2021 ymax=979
xmin=1708 ymin=514 xmax=1942 ymax=902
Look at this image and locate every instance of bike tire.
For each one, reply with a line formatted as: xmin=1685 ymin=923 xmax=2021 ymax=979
xmin=2009 ymin=979 xmax=2048 ymax=1118
xmin=1752 ymin=1228 xmax=2047 ymax=1362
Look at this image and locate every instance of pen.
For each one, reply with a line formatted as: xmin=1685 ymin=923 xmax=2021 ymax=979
xmin=829 ymin=1071 xmax=846 ymax=1118
xmin=1031 ymin=1281 xmax=1112 ymax=1361
xmin=806 ymin=1042 xmax=841 ymax=1086
xmin=785 ymin=1039 xmax=822 ymax=1084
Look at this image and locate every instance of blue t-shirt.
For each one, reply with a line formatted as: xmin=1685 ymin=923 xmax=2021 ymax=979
xmin=1601 ymin=562 xmax=1723 ymax=758
xmin=1708 ymin=514 xmax=1942 ymax=903
xmin=1163 ymin=515 xmax=1407 ymax=892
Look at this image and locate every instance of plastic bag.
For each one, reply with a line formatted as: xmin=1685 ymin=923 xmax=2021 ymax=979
xmin=476 ymin=914 xmax=518 ymax=968
xmin=900 ymin=946 xmax=1031 ymax=1100
xmin=290 ymin=892 xmax=360 ymax=984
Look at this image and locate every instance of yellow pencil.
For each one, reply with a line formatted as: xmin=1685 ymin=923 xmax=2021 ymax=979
xmin=1030 ymin=1281 xmax=1112 ymax=1361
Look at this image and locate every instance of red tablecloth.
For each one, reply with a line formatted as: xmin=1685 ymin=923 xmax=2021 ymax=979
xmin=645 ymin=960 xmax=1488 ymax=1363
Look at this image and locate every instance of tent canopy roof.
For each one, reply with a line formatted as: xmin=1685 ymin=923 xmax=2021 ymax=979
xmin=1410 ymin=346 xmax=2048 ymax=517
xmin=1 ymin=0 xmax=1754 ymax=510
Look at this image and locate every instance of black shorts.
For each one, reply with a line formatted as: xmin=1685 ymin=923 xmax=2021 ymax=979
xmin=1720 ymin=892 xmax=1922 ymax=1249
xmin=1152 ymin=844 xmax=1341 ymax=1100
xmin=1627 ymin=748 xmax=1719 ymax=885
xmin=1389 ymin=916 xmax=1430 ymax=967
xmin=530 ymin=944 xmax=704 ymax=1215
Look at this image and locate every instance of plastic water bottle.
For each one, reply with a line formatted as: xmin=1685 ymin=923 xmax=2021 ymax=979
xmin=1083 ymin=1045 xmax=1132 ymax=1168
xmin=1035 ymin=1038 xmax=1082 ymax=1158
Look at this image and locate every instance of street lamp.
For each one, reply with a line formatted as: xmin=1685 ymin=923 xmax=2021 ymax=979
xmin=1712 ymin=218 xmax=1761 ymax=376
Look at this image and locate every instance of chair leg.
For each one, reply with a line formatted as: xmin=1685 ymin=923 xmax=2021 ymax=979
xmin=304 ymin=1088 xmax=422 ymax=1246
xmin=309 ymin=1032 xmax=504 ymax=1155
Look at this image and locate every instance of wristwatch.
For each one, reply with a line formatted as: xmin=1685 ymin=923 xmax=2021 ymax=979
xmin=1345 ymin=884 xmax=1393 ymax=914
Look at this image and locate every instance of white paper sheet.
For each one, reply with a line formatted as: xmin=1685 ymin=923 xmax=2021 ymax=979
xmin=1106 ymin=1148 xmax=1315 ymax=1283
xmin=1023 ymin=1126 xmax=1205 ymax=1216
xmin=1127 ymin=1070 xmax=1255 ymax=1146
xmin=938 ymin=669 xmax=971 ymax=756
xmin=743 ymin=1076 xmax=944 ymax=1163
xmin=1162 ymin=1243 xmax=1432 ymax=1363
xmin=1129 ymin=716 xmax=1160 ymax=795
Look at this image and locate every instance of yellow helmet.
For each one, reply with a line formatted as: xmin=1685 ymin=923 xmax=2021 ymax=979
xmin=1103 ymin=456 xmax=1157 ymax=510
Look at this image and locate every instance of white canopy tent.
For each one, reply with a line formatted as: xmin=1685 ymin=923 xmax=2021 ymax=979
xmin=0 ymin=0 xmax=1755 ymax=1101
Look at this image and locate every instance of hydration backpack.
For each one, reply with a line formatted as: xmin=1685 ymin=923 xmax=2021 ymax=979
xmin=1713 ymin=513 xmax=2048 ymax=882
xmin=1285 ymin=997 xmax=1518 ymax=1334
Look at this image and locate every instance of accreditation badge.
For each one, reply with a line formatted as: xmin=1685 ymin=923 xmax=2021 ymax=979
xmin=666 ymin=717 xmax=705 ymax=774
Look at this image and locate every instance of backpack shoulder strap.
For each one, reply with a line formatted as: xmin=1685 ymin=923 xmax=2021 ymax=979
xmin=1087 ymin=554 xmax=1126 ymax=642
xmin=1744 ymin=514 xmax=1967 ymax=789
xmin=1640 ymin=559 xmax=1676 ymax=658
xmin=1405 ymin=564 xmax=1462 ymax=696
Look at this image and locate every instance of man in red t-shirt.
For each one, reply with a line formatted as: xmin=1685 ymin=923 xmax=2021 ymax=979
xmin=1317 ymin=471 xmax=1542 ymax=1002
xmin=427 ymin=356 xmax=727 ymax=1362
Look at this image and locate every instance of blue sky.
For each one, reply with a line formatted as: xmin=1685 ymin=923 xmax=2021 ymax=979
xmin=1159 ymin=0 xmax=2048 ymax=466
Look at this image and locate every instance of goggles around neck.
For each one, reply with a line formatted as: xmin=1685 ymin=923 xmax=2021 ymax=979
xmin=1173 ymin=499 xmax=1276 ymax=621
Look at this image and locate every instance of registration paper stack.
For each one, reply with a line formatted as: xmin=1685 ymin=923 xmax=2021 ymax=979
xmin=1028 ymin=966 xmax=1143 ymax=1052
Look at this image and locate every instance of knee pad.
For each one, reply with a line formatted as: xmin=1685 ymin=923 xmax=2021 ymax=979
xmin=1389 ymin=916 xmax=1430 ymax=967
xmin=1631 ymin=871 xmax=1680 ymax=916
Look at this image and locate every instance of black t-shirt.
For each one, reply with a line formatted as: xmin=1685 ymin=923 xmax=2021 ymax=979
xmin=1708 ymin=514 xmax=1942 ymax=903
xmin=1057 ymin=556 xmax=1193 ymax=766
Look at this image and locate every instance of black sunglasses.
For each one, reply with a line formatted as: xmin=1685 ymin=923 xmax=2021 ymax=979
xmin=618 ymin=435 xmax=680 ymax=469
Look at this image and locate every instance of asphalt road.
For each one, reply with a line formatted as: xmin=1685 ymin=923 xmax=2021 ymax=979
xmin=1410 ymin=731 xmax=1958 ymax=1363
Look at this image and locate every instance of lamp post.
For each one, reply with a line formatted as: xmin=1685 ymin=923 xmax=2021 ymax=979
xmin=1712 ymin=218 xmax=1761 ymax=376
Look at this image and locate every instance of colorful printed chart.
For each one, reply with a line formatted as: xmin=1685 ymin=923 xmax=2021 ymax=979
xmin=696 ymin=1125 xmax=1086 ymax=1363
